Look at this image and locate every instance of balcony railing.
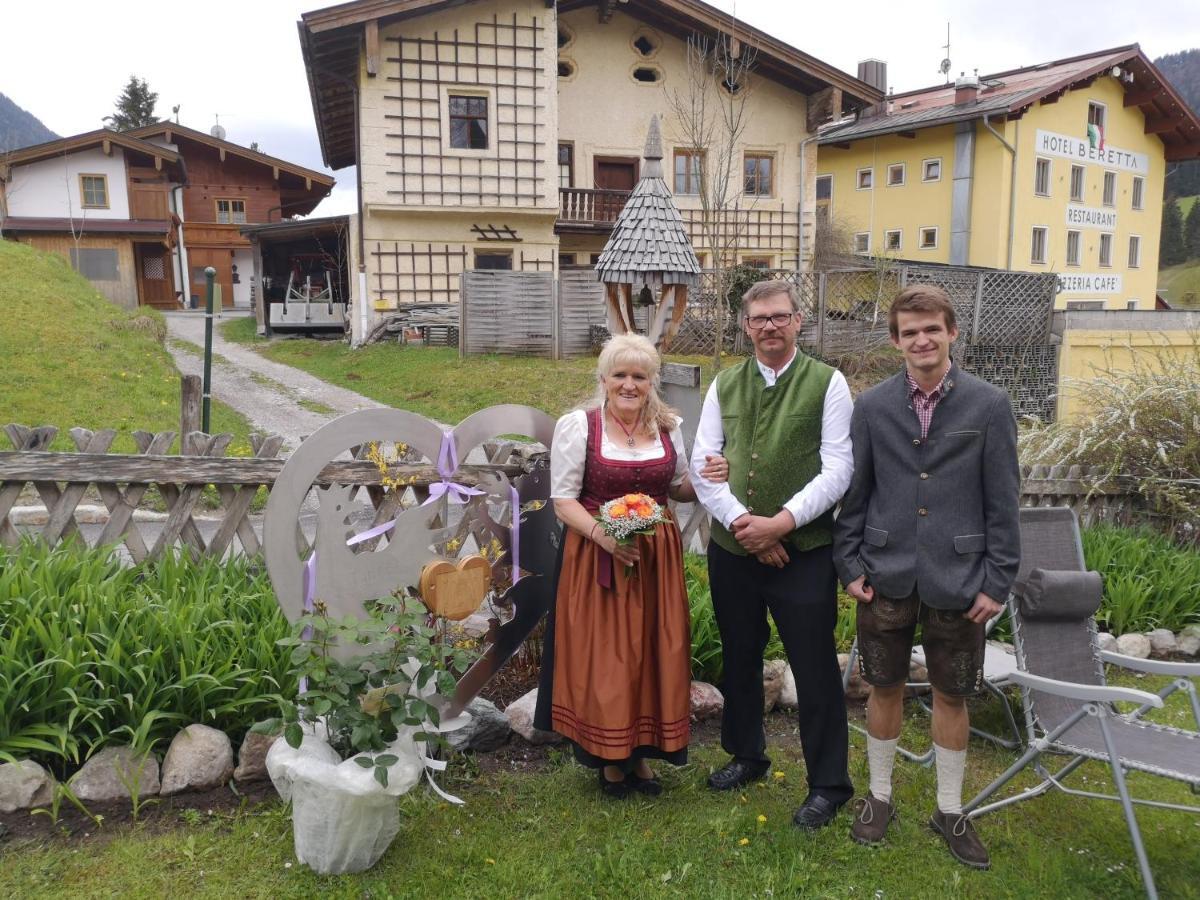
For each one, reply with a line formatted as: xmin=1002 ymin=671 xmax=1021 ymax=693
xmin=558 ymin=187 xmax=630 ymax=228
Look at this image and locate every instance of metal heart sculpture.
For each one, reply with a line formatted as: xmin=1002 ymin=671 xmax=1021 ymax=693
xmin=262 ymin=404 xmax=559 ymax=714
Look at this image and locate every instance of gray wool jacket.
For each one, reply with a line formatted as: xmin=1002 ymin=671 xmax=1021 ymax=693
xmin=833 ymin=363 xmax=1021 ymax=610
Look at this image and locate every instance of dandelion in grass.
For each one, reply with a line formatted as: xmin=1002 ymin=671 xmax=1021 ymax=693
xmin=738 ymin=837 xmax=750 ymax=846
xmin=756 ymin=814 xmax=767 ymax=824
xmin=773 ymin=770 xmax=786 ymax=780
xmin=485 ymin=858 xmax=496 ymax=865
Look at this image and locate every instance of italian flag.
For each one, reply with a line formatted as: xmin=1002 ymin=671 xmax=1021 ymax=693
xmin=1087 ymin=123 xmax=1105 ymax=151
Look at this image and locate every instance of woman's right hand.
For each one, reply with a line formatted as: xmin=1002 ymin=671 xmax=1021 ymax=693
xmin=599 ymin=532 xmax=640 ymax=566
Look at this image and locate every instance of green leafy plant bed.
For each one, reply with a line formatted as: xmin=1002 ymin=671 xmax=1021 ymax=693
xmin=1081 ymin=524 xmax=1200 ymax=634
xmin=0 ymin=541 xmax=294 ymax=769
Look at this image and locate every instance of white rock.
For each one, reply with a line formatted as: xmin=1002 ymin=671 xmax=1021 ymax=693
xmin=0 ymin=760 xmax=54 ymax=813
xmin=1180 ymin=624 xmax=1200 ymax=641
xmin=71 ymin=746 xmax=160 ymax=802
xmin=1147 ymin=628 xmax=1177 ymax=657
xmin=447 ymin=698 xmax=511 ymax=753
xmin=777 ymin=666 xmax=798 ymax=710
xmin=457 ymin=612 xmax=496 ymax=640
xmin=1176 ymin=634 xmax=1200 ymax=657
xmin=763 ymin=659 xmax=788 ymax=713
xmin=1095 ymin=631 xmax=1118 ymax=653
xmin=838 ymin=653 xmax=870 ymax=701
xmin=689 ymin=681 xmax=724 ymax=721
xmin=160 ymin=724 xmax=235 ymax=795
xmin=1115 ymin=633 xmax=1152 ymax=660
xmin=503 ymin=689 xmax=562 ymax=745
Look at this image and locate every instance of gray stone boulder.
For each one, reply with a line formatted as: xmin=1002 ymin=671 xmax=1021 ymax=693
xmin=72 ymin=746 xmax=160 ymax=802
xmin=0 ymin=760 xmax=54 ymax=812
xmin=160 ymin=724 xmax=234 ymax=795
xmin=777 ymin=666 xmax=798 ymax=710
xmin=447 ymin=698 xmax=511 ymax=753
xmin=839 ymin=653 xmax=870 ymax=701
xmin=233 ymin=727 xmax=280 ymax=783
xmin=1177 ymin=630 xmax=1200 ymax=658
xmin=763 ymin=660 xmax=788 ymax=712
xmin=504 ymin=689 xmax=562 ymax=745
xmin=689 ymin=681 xmax=724 ymax=721
xmin=1095 ymin=631 xmax=1118 ymax=653
xmin=1115 ymin=632 xmax=1152 ymax=660
xmin=1147 ymin=628 xmax=1178 ymax=657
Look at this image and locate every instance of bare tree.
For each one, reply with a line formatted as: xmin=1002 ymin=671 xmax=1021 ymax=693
xmin=665 ymin=30 xmax=758 ymax=369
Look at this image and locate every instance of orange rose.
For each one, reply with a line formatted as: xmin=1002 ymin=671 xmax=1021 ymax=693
xmin=609 ymin=503 xmax=629 ymax=518
xmin=633 ymin=504 xmax=654 ymax=518
xmin=623 ymin=493 xmax=645 ymax=505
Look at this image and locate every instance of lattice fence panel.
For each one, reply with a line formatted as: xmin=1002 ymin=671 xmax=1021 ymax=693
xmin=461 ymin=270 xmax=554 ymax=356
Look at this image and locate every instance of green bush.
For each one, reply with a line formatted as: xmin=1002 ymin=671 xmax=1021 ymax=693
xmin=0 ymin=541 xmax=294 ymax=771
xmin=1082 ymin=523 xmax=1200 ymax=634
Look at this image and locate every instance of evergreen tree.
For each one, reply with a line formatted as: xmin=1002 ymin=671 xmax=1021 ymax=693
xmin=1185 ymin=201 xmax=1200 ymax=261
xmin=103 ymin=76 xmax=158 ymax=131
xmin=1160 ymin=200 xmax=1187 ymax=267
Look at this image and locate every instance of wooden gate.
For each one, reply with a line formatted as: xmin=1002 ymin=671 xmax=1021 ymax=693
xmin=135 ymin=242 xmax=177 ymax=310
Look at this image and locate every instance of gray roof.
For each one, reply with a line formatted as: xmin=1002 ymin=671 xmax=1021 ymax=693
xmin=595 ymin=116 xmax=701 ymax=287
xmin=818 ymin=89 xmax=1043 ymax=143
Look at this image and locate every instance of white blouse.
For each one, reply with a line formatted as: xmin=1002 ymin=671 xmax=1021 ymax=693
xmin=550 ymin=409 xmax=688 ymax=500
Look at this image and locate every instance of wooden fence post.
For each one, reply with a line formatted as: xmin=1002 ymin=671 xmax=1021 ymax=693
xmin=181 ymin=375 xmax=202 ymax=440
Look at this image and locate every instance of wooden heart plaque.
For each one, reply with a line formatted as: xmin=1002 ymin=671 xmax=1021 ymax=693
xmin=419 ymin=554 xmax=490 ymax=620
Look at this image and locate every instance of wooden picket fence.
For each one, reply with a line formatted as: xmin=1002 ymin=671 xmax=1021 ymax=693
xmin=0 ymin=423 xmax=1168 ymax=562
xmin=0 ymin=424 xmax=532 ymax=562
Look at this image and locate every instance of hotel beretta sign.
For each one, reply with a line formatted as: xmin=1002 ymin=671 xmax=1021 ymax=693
xmin=1036 ymin=129 xmax=1149 ymax=175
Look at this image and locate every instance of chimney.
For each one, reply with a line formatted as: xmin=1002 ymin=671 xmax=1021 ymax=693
xmin=954 ymin=72 xmax=980 ymax=105
xmin=857 ymin=59 xmax=888 ymax=93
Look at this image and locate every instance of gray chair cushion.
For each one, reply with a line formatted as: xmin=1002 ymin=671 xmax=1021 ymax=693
xmin=1017 ymin=568 xmax=1103 ymax=621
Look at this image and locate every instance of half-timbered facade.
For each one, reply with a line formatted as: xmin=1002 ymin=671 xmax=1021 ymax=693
xmin=298 ymin=0 xmax=879 ymax=343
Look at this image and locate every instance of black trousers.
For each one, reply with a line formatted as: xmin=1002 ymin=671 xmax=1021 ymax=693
xmin=707 ymin=540 xmax=853 ymax=803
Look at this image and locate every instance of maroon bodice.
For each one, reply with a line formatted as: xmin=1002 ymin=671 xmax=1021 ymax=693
xmin=578 ymin=407 xmax=677 ymax=513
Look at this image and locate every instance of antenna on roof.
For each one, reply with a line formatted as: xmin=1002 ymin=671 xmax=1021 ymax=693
xmin=210 ymin=114 xmax=226 ymax=141
xmin=939 ymin=22 xmax=951 ymax=84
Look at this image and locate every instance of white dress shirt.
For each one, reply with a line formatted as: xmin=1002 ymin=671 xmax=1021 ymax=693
xmin=550 ymin=409 xmax=688 ymax=500
xmin=689 ymin=351 xmax=855 ymax=529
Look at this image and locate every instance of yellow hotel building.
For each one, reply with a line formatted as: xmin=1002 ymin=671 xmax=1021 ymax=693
xmin=817 ymin=46 xmax=1200 ymax=310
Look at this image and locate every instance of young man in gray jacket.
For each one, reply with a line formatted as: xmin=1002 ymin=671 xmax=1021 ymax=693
xmin=834 ymin=285 xmax=1020 ymax=869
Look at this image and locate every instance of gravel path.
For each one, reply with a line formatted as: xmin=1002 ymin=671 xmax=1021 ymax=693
xmin=164 ymin=311 xmax=379 ymax=452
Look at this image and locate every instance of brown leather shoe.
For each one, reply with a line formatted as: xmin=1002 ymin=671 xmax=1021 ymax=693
xmin=850 ymin=793 xmax=896 ymax=845
xmin=930 ymin=810 xmax=990 ymax=870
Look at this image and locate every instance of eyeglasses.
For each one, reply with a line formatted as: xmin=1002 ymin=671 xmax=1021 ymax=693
xmin=745 ymin=312 xmax=796 ymax=329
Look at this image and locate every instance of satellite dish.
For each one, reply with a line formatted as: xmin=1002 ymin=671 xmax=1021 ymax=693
xmin=210 ymin=123 xmax=227 ymax=140
xmin=939 ymin=58 xmax=951 ymax=76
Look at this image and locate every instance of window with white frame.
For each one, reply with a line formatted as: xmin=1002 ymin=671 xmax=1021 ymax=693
xmin=887 ymin=163 xmax=905 ymax=186
xmin=1088 ymin=101 xmax=1106 ymax=131
xmin=919 ymin=227 xmax=938 ymax=249
xmin=1126 ymin=299 xmax=1139 ymax=310
xmin=1102 ymin=171 xmax=1116 ymax=207
xmin=1066 ymin=230 xmax=1081 ymax=266
xmin=1066 ymin=300 xmax=1105 ymax=310
xmin=1031 ymin=226 xmax=1048 ymax=264
xmin=856 ymin=168 xmax=873 ymax=190
xmin=215 ymin=199 xmax=246 ymax=224
xmin=815 ymin=174 xmax=832 ymax=221
xmin=922 ymin=158 xmax=941 ymax=182
xmin=854 ymin=232 xmax=870 ymax=254
xmin=884 ymin=229 xmax=902 ymax=251
xmin=1131 ymin=176 xmax=1144 ymax=210
xmin=1099 ymin=233 xmax=1113 ymax=267
xmin=1128 ymin=234 xmax=1141 ymax=268
xmin=1034 ymin=158 xmax=1051 ymax=196
xmin=1069 ymin=165 xmax=1085 ymax=202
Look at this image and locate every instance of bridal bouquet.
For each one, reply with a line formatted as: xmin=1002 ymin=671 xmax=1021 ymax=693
xmin=597 ymin=493 xmax=666 ymax=544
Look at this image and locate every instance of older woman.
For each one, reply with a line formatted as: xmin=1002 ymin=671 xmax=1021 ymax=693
xmin=534 ymin=334 xmax=726 ymax=797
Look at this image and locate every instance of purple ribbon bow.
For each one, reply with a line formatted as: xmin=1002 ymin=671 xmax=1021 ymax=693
xmin=422 ymin=431 xmax=486 ymax=506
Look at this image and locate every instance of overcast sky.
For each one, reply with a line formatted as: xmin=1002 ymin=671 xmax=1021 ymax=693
xmin=3 ymin=0 xmax=1196 ymax=216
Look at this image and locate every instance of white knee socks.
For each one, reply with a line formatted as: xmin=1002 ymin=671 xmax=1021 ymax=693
xmin=934 ymin=743 xmax=967 ymax=814
xmin=866 ymin=735 xmax=899 ymax=803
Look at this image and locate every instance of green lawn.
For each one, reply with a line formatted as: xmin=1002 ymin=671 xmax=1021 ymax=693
xmin=0 ymin=241 xmax=252 ymax=453
xmin=2 ymin=674 xmax=1196 ymax=899
xmin=1178 ymin=195 xmax=1198 ymax=218
xmin=219 ymin=318 xmax=720 ymax=422
xmin=1158 ymin=261 xmax=1200 ymax=309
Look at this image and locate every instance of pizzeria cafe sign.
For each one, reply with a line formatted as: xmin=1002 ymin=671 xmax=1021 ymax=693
xmin=1036 ymin=129 xmax=1149 ymax=175
xmin=1058 ymin=272 xmax=1123 ymax=296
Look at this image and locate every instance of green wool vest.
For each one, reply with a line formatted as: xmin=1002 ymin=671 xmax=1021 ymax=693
xmin=710 ymin=352 xmax=835 ymax=556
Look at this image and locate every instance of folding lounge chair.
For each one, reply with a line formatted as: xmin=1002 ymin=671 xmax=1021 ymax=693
xmin=842 ymin=610 xmax=1024 ymax=765
xmin=963 ymin=506 xmax=1200 ymax=900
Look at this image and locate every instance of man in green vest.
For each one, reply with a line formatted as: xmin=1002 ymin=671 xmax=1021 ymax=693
xmin=691 ymin=279 xmax=855 ymax=829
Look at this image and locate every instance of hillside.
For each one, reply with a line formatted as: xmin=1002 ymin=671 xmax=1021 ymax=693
xmin=1155 ymin=49 xmax=1200 ymax=198
xmin=0 ymin=92 xmax=57 ymax=153
xmin=0 ymin=240 xmax=250 ymax=452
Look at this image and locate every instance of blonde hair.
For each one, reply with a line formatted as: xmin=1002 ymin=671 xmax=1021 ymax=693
xmin=583 ymin=333 xmax=678 ymax=433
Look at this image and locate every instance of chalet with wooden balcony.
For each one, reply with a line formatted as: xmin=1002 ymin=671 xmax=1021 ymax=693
xmin=298 ymin=0 xmax=879 ymax=342
xmin=1 ymin=124 xmax=334 ymax=311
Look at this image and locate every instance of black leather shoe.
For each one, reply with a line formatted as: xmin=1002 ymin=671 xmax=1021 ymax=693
xmin=707 ymin=759 xmax=769 ymax=791
xmin=626 ymin=773 xmax=663 ymax=797
xmin=598 ymin=768 xmax=631 ymax=799
xmin=792 ymin=794 xmax=846 ymax=830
